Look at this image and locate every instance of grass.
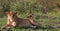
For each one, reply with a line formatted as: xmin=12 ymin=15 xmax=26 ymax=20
xmin=0 ymin=12 xmax=60 ymax=31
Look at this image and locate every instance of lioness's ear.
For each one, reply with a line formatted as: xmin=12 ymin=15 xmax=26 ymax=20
xmin=5 ymin=11 xmax=10 ymax=14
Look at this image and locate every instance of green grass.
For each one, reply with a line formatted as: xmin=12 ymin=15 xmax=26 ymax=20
xmin=0 ymin=12 xmax=60 ymax=31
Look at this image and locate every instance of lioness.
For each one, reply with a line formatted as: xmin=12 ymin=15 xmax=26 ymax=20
xmin=2 ymin=11 xmax=40 ymax=29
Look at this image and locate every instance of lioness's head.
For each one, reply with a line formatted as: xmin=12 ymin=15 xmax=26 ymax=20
xmin=5 ymin=11 xmax=17 ymax=21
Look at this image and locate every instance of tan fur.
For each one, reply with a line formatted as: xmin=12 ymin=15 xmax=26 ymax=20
xmin=2 ymin=11 xmax=39 ymax=29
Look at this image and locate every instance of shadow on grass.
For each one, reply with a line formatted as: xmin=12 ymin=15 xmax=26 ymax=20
xmin=14 ymin=26 xmax=54 ymax=30
xmin=0 ymin=26 xmax=57 ymax=31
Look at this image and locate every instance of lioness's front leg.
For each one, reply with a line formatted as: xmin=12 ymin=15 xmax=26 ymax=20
xmin=12 ymin=21 xmax=17 ymax=27
xmin=1 ymin=19 xmax=12 ymax=29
